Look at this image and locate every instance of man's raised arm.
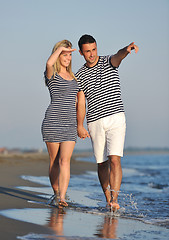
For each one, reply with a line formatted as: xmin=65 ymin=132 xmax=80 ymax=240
xmin=111 ymin=42 xmax=139 ymax=68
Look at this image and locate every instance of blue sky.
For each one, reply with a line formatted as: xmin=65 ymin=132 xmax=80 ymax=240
xmin=0 ymin=0 xmax=169 ymax=150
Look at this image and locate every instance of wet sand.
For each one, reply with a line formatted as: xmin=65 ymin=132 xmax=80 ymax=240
xmin=0 ymin=152 xmax=96 ymax=239
xmin=0 ymin=152 xmax=168 ymax=240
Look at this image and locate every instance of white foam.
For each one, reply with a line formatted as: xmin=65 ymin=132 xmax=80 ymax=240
xmin=123 ymin=168 xmax=145 ymax=177
xmin=21 ymin=175 xmax=50 ymax=186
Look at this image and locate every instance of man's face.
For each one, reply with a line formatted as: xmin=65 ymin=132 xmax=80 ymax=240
xmin=79 ymin=42 xmax=99 ymax=67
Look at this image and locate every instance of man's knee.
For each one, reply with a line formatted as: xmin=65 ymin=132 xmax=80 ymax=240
xmin=98 ymin=160 xmax=109 ymax=170
xmin=109 ymin=155 xmax=121 ymax=167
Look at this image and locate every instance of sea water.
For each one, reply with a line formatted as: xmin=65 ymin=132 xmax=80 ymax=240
xmin=77 ymin=153 xmax=169 ymax=227
xmin=0 ymin=153 xmax=169 ymax=239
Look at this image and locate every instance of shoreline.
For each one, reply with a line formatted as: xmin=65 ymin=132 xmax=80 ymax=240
xmin=0 ymin=152 xmax=96 ymax=239
xmin=0 ymin=152 xmax=169 ymax=239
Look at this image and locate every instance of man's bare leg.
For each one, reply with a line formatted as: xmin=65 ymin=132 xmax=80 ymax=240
xmin=97 ymin=160 xmax=111 ymax=205
xmin=109 ymin=155 xmax=122 ymax=209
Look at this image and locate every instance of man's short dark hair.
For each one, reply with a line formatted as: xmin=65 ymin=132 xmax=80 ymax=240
xmin=78 ymin=34 xmax=96 ymax=52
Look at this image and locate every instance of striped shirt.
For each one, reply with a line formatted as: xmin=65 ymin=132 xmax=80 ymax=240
xmin=41 ymin=73 xmax=79 ymax=142
xmin=76 ymin=55 xmax=125 ymax=123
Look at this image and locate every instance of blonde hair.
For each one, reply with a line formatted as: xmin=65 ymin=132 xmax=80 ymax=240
xmin=52 ymin=40 xmax=76 ymax=80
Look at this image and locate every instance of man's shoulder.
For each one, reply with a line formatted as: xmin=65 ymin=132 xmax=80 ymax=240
xmin=100 ymin=55 xmax=118 ymax=69
xmin=97 ymin=55 xmax=111 ymax=68
xmin=75 ymin=64 xmax=86 ymax=77
xmin=100 ymin=55 xmax=111 ymax=62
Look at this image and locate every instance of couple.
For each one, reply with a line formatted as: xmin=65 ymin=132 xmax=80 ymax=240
xmin=41 ymin=34 xmax=139 ymax=209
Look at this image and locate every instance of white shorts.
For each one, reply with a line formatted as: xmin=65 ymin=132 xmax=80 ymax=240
xmin=87 ymin=113 xmax=126 ymax=163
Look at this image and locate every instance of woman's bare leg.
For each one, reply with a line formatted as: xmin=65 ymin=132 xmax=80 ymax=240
xmin=58 ymin=141 xmax=75 ymax=204
xmin=46 ymin=142 xmax=60 ymax=194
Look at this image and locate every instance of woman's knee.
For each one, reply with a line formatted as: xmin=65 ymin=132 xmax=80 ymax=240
xmin=59 ymin=157 xmax=70 ymax=167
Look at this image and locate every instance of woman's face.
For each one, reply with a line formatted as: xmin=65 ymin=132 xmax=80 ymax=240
xmin=59 ymin=47 xmax=72 ymax=68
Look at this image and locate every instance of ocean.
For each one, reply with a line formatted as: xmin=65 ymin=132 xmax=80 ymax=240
xmin=0 ymin=152 xmax=169 ymax=239
xmin=77 ymin=153 xmax=169 ymax=227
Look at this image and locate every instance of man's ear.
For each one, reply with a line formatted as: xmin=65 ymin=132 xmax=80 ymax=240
xmin=79 ymin=50 xmax=83 ymax=56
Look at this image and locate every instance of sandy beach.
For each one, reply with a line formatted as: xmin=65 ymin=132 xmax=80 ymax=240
xmin=0 ymin=152 xmax=169 ymax=240
xmin=0 ymin=152 xmax=96 ymax=239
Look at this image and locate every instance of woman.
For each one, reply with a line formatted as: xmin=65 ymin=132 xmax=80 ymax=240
xmin=41 ymin=40 xmax=78 ymax=207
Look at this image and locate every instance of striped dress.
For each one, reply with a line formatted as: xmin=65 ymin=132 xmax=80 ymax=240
xmin=41 ymin=73 xmax=79 ymax=142
xmin=76 ymin=55 xmax=125 ymax=124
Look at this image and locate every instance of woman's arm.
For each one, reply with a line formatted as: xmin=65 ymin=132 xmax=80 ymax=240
xmin=45 ymin=47 xmax=76 ymax=79
xmin=77 ymin=91 xmax=90 ymax=139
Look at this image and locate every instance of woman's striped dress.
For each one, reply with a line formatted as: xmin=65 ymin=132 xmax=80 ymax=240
xmin=41 ymin=73 xmax=79 ymax=143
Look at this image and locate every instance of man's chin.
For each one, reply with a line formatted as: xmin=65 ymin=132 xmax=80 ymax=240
xmin=88 ymin=59 xmax=97 ymax=64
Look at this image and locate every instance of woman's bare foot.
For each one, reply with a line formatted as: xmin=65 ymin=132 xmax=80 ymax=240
xmin=47 ymin=192 xmax=59 ymax=206
xmin=59 ymin=199 xmax=68 ymax=208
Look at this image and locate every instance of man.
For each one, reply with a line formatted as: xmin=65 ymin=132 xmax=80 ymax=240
xmin=76 ymin=34 xmax=138 ymax=210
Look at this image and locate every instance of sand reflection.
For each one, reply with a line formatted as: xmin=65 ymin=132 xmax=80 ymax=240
xmin=47 ymin=207 xmax=118 ymax=239
xmin=47 ymin=208 xmax=66 ymax=239
xmin=95 ymin=215 xmax=118 ymax=239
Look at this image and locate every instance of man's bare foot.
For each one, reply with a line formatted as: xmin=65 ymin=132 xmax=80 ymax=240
xmin=106 ymin=201 xmax=120 ymax=211
xmin=110 ymin=202 xmax=120 ymax=211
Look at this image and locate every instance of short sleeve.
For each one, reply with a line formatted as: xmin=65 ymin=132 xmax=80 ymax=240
xmin=75 ymin=74 xmax=83 ymax=92
xmin=77 ymin=80 xmax=83 ymax=92
xmin=108 ymin=55 xmax=118 ymax=69
xmin=44 ymin=71 xmax=54 ymax=85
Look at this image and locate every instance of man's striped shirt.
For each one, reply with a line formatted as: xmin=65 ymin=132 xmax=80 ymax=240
xmin=76 ymin=55 xmax=124 ymax=123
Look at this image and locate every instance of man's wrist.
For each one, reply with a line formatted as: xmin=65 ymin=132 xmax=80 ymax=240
xmin=77 ymin=124 xmax=84 ymax=128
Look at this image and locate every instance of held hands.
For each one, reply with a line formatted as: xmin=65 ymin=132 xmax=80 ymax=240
xmin=127 ymin=42 xmax=139 ymax=54
xmin=77 ymin=126 xmax=90 ymax=140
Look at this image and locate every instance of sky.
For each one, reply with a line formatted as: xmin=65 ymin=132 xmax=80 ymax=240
xmin=0 ymin=0 xmax=169 ymax=151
